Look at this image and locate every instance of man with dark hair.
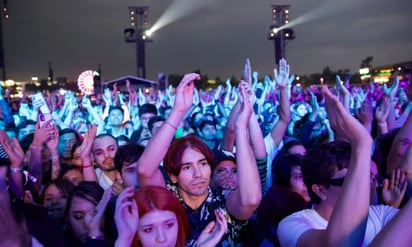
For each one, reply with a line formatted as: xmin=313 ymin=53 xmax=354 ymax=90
xmin=92 ymin=134 xmax=120 ymax=190
xmin=197 ymin=119 xmax=220 ymax=150
xmin=16 ymin=120 xmax=36 ymax=141
xmin=114 ymin=142 xmax=145 ymax=188
xmin=105 ymin=106 xmax=131 ymax=138
xmin=58 ymin=128 xmax=81 ymax=164
xmin=277 ymin=86 xmax=398 ymax=247
xmin=130 ymin=103 xmax=158 ymax=144
xmin=147 ymin=116 xmax=165 ymax=136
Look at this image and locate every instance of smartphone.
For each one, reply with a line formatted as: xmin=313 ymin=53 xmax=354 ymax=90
xmin=39 ymin=113 xmax=53 ymax=128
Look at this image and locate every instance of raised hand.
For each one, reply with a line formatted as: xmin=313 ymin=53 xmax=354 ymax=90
xmin=239 ymin=80 xmax=256 ymax=105
xmin=193 ymin=88 xmax=200 ymax=106
xmin=241 ymin=58 xmax=252 ymax=84
xmin=126 ymin=79 xmax=131 ymax=91
xmin=79 ymin=124 xmax=97 ymax=161
xmin=322 ymin=85 xmax=372 ymax=146
xmin=225 ymin=78 xmax=232 ymax=92
xmin=336 ymin=75 xmax=351 ymax=111
xmin=115 ymin=187 xmax=139 ymax=245
xmin=356 ymin=97 xmax=373 ymax=126
xmin=82 ymin=96 xmax=92 ymax=109
xmin=128 ymin=89 xmax=138 ymax=107
xmin=84 ymin=186 xmax=113 ymax=237
xmin=213 ymin=85 xmax=223 ymax=101
xmin=236 ymin=83 xmax=253 ymax=128
xmin=197 ymin=209 xmax=228 ymax=247
xmin=273 ymin=58 xmax=290 ymax=88
xmin=375 ymin=97 xmax=390 ymax=124
xmin=118 ymin=93 xmax=126 ymax=105
xmin=308 ymin=89 xmax=319 ymax=122
xmin=252 ymin=71 xmax=259 ymax=85
xmin=381 ymin=168 xmax=407 ymax=208
xmin=32 ymin=120 xmax=54 ymax=147
xmin=383 ymin=76 xmax=399 ymax=98
xmin=102 ymin=88 xmax=113 ymax=106
xmin=173 ymin=73 xmax=199 ymax=113
xmin=0 ymin=131 xmax=25 ymax=168
xmin=45 ymin=125 xmax=59 ymax=155
xmin=138 ymin=88 xmax=146 ymax=106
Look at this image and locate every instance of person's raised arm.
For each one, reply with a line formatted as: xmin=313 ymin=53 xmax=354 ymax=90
xmin=0 ymin=131 xmax=25 ymax=199
xmin=46 ymin=125 xmax=60 ymax=181
xmin=82 ymin=96 xmax=105 ymax=134
xmin=226 ymin=83 xmax=262 ymax=220
xmin=220 ymin=100 xmax=240 ymax=152
xmin=269 ymin=58 xmax=291 ymax=146
xmin=356 ymin=97 xmax=373 ymax=134
xmin=137 ymin=73 xmax=199 ymax=187
xmin=336 ymin=75 xmax=351 ymax=112
xmin=384 ymin=77 xmax=400 ymax=131
xmin=0 ymin=85 xmax=14 ymax=127
xmin=300 ymin=86 xmax=372 ymax=246
xmin=62 ymin=97 xmax=78 ymax=127
xmin=375 ymin=96 xmax=390 ymax=135
xmin=30 ymin=120 xmax=55 ymax=190
xmin=115 ymin=187 xmax=138 ymax=247
xmin=79 ymin=125 xmax=98 ymax=182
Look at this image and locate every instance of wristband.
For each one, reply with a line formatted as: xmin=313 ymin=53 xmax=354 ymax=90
xmin=10 ymin=167 xmax=23 ymax=172
xmin=82 ymin=163 xmax=94 ymax=169
xmin=31 ymin=145 xmax=42 ymax=150
xmin=164 ymin=121 xmax=177 ymax=130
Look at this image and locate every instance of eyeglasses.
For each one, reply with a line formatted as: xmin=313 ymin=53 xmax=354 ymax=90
xmin=325 ymin=177 xmax=345 ymax=187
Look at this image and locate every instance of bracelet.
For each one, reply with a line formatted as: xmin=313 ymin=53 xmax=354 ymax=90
xmin=377 ymin=122 xmax=387 ymax=127
xmin=10 ymin=167 xmax=23 ymax=172
xmin=52 ymin=156 xmax=59 ymax=160
xmin=82 ymin=163 xmax=94 ymax=169
xmin=164 ymin=121 xmax=177 ymax=130
xmin=31 ymin=145 xmax=42 ymax=149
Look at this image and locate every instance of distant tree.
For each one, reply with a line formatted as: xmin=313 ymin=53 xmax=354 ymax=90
xmin=322 ymin=67 xmax=334 ymax=83
xmin=360 ymin=56 xmax=373 ymax=68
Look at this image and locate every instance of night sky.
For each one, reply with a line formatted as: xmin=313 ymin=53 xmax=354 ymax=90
xmin=3 ymin=0 xmax=412 ymax=83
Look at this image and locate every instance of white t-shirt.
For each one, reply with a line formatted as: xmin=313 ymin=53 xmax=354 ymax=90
xmin=277 ymin=205 xmax=398 ymax=247
xmin=95 ymin=168 xmax=114 ymax=190
xmin=264 ymin=134 xmax=283 ymax=193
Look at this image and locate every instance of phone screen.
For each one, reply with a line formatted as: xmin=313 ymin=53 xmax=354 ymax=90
xmin=39 ymin=113 xmax=53 ymax=128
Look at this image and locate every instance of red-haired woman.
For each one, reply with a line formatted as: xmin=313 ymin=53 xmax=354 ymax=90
xmin=114 ymin=186 xmax=227 ymax=247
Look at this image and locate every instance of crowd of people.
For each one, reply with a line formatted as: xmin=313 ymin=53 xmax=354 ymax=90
xmin=1 ymin=57 xmax=412 ymax=247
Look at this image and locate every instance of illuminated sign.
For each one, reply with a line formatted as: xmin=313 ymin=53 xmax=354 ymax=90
xmin=359 ymin=68 xmax=370 ymax=74
xmin=376 ymin=69 xmax=393 ymax=77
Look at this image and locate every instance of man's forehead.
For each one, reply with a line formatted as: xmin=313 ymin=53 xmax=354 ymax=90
xmin=123 ymin=160 xmax=138 ymax=168
xmin=93 ymin=136 xmax=117 ymax=149
xmin=60 ymin=133 xmax=76 ymax=140
xmin=141 ymin=112 xmax=156 ymax=118
xmin=110 ymin=109 xmax=123 ymax=115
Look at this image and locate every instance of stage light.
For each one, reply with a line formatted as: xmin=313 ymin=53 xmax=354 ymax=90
xmin=145 ymin=29 xmax=153 ymax=37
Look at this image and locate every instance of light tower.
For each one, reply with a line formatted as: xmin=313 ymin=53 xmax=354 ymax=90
xmin=0 ymin=0 xmax=10 ymax=81
xmin=124 ymin=6 xmax=152 ymax=79
xmin=268 ymin=5 xmax=295 ymax=65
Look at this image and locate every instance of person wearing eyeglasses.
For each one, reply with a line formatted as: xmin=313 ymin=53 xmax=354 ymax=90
xmin=277 ymin=86 xmax=400 ymax=247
